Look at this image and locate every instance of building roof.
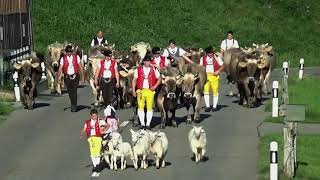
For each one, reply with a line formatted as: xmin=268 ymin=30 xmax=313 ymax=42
xmin=0 ymin=0 xmax=28 ymax=15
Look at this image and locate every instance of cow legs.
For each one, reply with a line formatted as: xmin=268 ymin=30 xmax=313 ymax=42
xmin=90 ymin=79 xmax=99 ymax=107
xmin=185 ymin=103 xmax=192 ymax=124
xmin=46 ymin=69 xmax=55 ymax=94
xmin=194 ymin=95 xmax=201 ymax=123
xmin=171 ymin=109 xmax=177 ymax=127
xmin=56 ymin=73 xmax=62 ymax=95
xmin=263 ymin=69 xmax=271 ymax=95
xmin=244 ymin=82 xmax=254 ymax=108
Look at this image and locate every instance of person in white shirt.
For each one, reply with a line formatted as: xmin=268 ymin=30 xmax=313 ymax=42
xmin=162 ymin=39 xmax=194 ymax=64
xmin=219 ymin=31 xmax=239 ymax=55
xmin=132 ymin=54 xmax=161 ymax=130
xmin=94 ymin=50 xmax=120 ymax=107
xmin=57 ymin=45 xmax=84 ymax=112
xmin=200 ymin=46 xmax=224 ymax=112
xmin=151 ymin=46 xmax=171 ymax=70
xmin=90 ymin=31 xmax=108 ymax=47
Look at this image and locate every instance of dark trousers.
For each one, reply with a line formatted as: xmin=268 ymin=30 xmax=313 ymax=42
xmin=64 ymin=74 xmax=80 ymax=106
xmin=100 ymin=78 xmax=115 ymax=106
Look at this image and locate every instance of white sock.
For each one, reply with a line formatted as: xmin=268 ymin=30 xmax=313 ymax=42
xmin=91 ymin=156 xmax=100 ymax=167
xmin=204 ymin=94 xmax=210 ymax=108
xmin=138 ymin=109 xmax=145 ymax=126
xmin=213 ymin=96 xmax=219 ymax=108
xmin=146 ymin=111 xmax=153 ymax=126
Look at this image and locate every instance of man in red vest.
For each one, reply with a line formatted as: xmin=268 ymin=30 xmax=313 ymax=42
xmin=57 ymin=45 xmax=84 ymax=112
xmin=151 ymin=46 xmax=170 ymax=70
xmin=132 ymin=54 xmax=161 ymax=129
xmin=200 ymin=46 xmax=224 ymax=112
xmin=80 ymin=109 xmax=108 ymax=177
xmin=94 ymin=49 xmax=120 ymax=107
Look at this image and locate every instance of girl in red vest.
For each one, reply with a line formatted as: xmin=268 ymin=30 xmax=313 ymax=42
xmin=200 ymin=46 xmax=224 ymax=112
xmin=132 ymin=54 xmax=161 ymax=129
xmin=80 ymin=109 xmax=108 ymax=177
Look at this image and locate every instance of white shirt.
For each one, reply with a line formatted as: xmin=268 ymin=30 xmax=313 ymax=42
xmin=200 ymin=55 xmax=224 ymax=73
xmin=153 ymin=56 xmax=170 ymax=67
xmin=59 ymin=55 xmax=81 ymax=75
xmin=90 ymin=37 xmax=108 ymax=47
xmin=97 ymin=60 xmax=118 ymax=78
xmin=162 ymin=47 xmax=186 ymax=57
xmin=134 ymin=66 xmax=160 ymax=88
xmin=84 ymin=119 xmax=106 ymax=136
xmin=105 ymin=117 xmax=118 ymax=133
xmin=220 ymin=39 xmax=239 ymax=51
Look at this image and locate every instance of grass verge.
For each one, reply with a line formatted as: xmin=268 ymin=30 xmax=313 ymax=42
xmin=258 ymin=134 xmax=320 ymax=180
xmin=0 ymin=101 xmax=14 ymax=117
xmin=265 ymin=75 xmax=320 ymax=123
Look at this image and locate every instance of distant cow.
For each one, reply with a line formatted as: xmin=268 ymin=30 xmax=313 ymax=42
xmin=180 ymin=64 xmax=207 ymax=123
xmin=157 ymin=67 xmax=181 ymax=128
xmin=130 ymin=42 xmax=151 ymax=62
xmin=226 ymin=49 xmax=264 ymax=107
xmin=13 ymin=53 xmax=42 ymax=110
xmin=186 ymin=47 xmax=203 ymax=64
xmin=44 ymin=42 xmax=65 ymax=94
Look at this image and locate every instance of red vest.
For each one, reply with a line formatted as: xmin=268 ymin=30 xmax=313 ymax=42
xmin=99 ymin=59 xmax=116 ymax=78
xmin=63 ymin=55 xmax=79 ymax=74
xmin=85 ymin=119 xmax=102 ymax=137
xmin=137 ymin=66 xmax=157 ymax=89
xmin=202 ymin=55 xmax=220 ymax=73
xmin=152 ymin=56 xmax=166 ymax=68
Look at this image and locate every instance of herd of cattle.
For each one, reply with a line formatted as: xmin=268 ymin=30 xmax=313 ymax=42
xmin=13 ymin=41 xmax=275 ymax=127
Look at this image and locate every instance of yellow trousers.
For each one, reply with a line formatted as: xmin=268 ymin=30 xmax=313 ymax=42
xmin=137 ymin=89 xmax=155 ymax=111
xmin=87 ymin=137 xmax=102 ymax=157
xmin=204 ymin=74 xmax=220 ymax=96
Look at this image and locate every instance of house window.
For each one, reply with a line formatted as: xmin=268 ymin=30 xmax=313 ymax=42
xmin=22 ymin=24 xmax=26 ymax=37
xmin=0 ymin=27 xmax=3 ymax=40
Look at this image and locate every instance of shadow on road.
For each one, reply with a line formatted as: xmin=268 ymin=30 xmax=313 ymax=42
xmin=190 ymin=155 xmax=209 ymax=162
xmin=33 ymin=103 xmax=50 ymax=109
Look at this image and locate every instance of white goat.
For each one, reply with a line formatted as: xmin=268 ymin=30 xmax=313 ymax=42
xmin=130 ymin=129 xmax=151 ymax=169
xmin=188 ymin=126 xmax=207 ymax=163
xmin=149 ymin=131 xmax=168 ymax=169
xmin=101 ymin=132 xmax=123 ymax=169
xmin=111 ymin=142 xmax=134 ymax=170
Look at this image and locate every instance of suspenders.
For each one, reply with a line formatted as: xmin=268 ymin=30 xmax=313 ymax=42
xmin=225 ymin=39 xmax=234 ymax=49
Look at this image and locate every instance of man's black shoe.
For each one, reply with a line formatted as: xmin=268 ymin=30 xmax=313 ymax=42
xmin=204 ymin=107 xmax=211 ymax=112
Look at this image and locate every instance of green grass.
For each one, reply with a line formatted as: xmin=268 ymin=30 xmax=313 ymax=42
xmin=265 ymin=75 xmax=320 ymax=123
xmin=258 ymin=134 xmax=320 ymax=180
xmin=0 ymin=102 xmax=14 ymax=116
xmin=33 ymin=0 xmax=320 ymax=67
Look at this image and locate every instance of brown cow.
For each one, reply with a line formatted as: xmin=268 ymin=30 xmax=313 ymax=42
xmin=180 ymin=64 xmax=207 ymax=123
xmin=157 ymin=67 xmax=181 ymax=128
xmin=13 ymin=53 xmax=42 ymax=110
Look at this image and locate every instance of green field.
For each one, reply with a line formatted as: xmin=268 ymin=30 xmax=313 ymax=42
xmin=33 ymin=0 xmax=320 ymax=67
xmin=265 ymin=75 xmax=320 ymax=123
xmin=0 ymin=101 xmax=14 ymax=118
xmin=258 ymin=134 xmax=320 ymax=180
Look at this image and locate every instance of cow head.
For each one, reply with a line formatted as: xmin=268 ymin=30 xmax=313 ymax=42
xmin=161 ymin=75 xmax=181 ymax=99
xmin=130 ymin=42 xmax=151 ymax=60
xmin=47 ymin=45 xmax=64 ymax=72
xmin=14 ymin=58 xmax=40 ymax=83
xmin=238 ymin=54 xmax=262 ymax=82
xmin=188 ymin=47 xmax=203 ymax=63
xmin=181 ymin=73 xmax=199 ymax=99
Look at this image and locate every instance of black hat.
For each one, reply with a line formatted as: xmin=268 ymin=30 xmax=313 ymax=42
xmin=168 ymin=39 xmax=176 ymax=45
xmin=101 ymin=49 xmax=112 ymax=57
xmin=143 ymin=54 xmax=153 ymax=61
xmin=205 ymin=46 xmax=214 ymax=53
xmin=152 ymin=46 xmax=161 ymax=54
xmin=65 ymin=45 xmax=73 ymax=52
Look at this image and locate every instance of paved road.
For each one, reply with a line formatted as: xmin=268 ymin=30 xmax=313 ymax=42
xmin=0 ymin=74 xmax=271 ymax=180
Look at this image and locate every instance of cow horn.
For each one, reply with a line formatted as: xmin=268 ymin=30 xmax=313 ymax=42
xmin=199 ymin=48 xmax=203 ymax=53
xmin=161 ymin=74 xmax=166 ymax=79
xmin=252 ymin=43 xmax=257 ymax=47
xmin=194 ymin=73 xmax=198 ymax=78
xmin=264 ymin=43 xmax=269 ymax=47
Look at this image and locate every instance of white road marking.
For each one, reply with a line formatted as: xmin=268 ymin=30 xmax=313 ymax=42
xmin=120 ymin=121 xmax=129 ymax=127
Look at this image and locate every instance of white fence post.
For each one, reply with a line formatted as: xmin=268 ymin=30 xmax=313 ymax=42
xmin=270 ymin=141 xmax=278 ymax=180
xmin=299 ymin=58 xmax=304 ymax=79
xmin=13 ymin=71 xmax=20 ymax=102
xmin=272 ymin=81 xmax=279 ymax=117
xmin=41 ymin=62 xmax=46 ymax=79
